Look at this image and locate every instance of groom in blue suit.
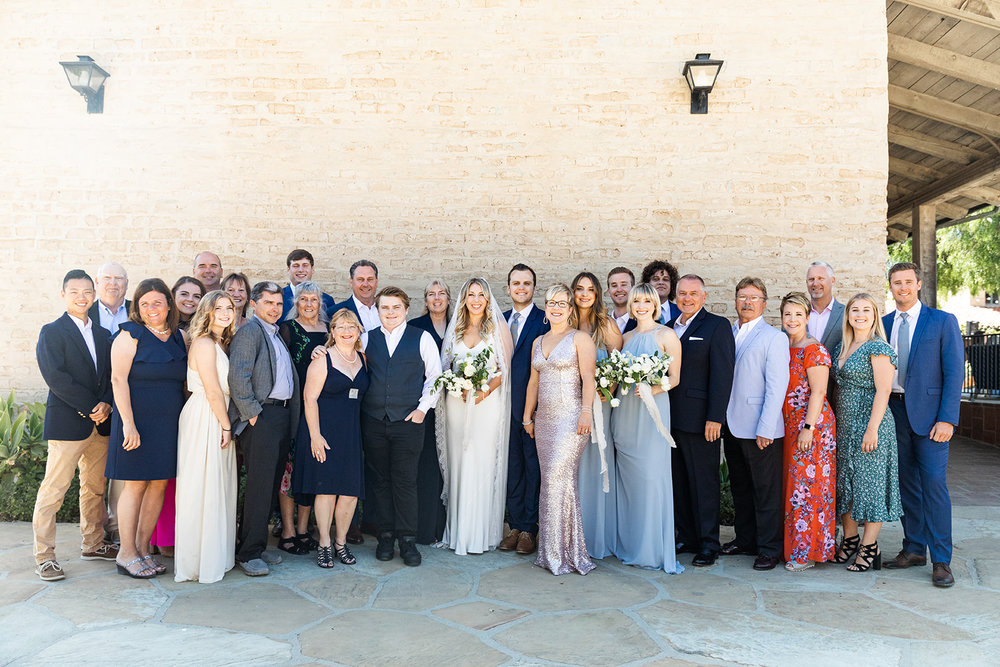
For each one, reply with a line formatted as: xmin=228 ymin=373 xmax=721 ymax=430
xmin=498 ymin=264 xmax=549 ymax=555
xmin=882 ymin=262 xmax=964 ymax=588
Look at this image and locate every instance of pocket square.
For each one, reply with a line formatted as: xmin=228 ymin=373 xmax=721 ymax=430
xmin=689 ymin=337 xmax=704 ymax=341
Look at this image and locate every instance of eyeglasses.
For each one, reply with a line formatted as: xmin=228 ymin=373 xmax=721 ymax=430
xmin=333 ymin=324 xmax=360 ymax=332
xmin=546 ymin=300 xmax=571 ymax=309
xmin=736 ymin=295 xmax=765 ymax=303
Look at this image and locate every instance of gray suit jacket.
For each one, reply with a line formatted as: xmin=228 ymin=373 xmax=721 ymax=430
xmin=227 ymin=317 xmax=301 ymax=438
xmin=819 ymin=299 xmax=845 ymax=353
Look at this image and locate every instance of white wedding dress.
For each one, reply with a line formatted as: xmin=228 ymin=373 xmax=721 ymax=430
xmin=440 ymin=339 xmax=508 ymax=555
xmin=174 ymin=344 xmax=237 ymax=583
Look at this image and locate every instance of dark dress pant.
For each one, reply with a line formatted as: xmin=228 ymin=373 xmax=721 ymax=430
xmin=236 ymin=404 xmax=291 ymax=562
xmin=723 ymin=425 xmax=783 ymax=558
xmin=672 ymin=429 xmax=722 ymax=552
xmin=506 ymin=422 xmax=541 ymax=534
xmin=415 ymin=408 xmax=446 ymax=544
xmin=362 ymin=413 xmax=425 ymax=538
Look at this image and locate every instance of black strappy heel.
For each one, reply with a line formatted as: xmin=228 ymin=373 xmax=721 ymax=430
xmin=317 ymin=545 xmax=335 ymax=568
xmin=334 ymin=542 xmax=356 ymax=565
xmin=846 ymin=542 xmax=881 ymax=572
xmin=832 ymin=534 xmax=860 ymax=564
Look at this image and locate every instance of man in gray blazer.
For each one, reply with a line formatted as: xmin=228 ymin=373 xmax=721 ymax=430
xmin=719 ymin=277 xmax=790 ymax=571
xmin=806 ymin=261 xmax=844 ymax=408
xmin=228 ymin=281 xmax=301 ymax=576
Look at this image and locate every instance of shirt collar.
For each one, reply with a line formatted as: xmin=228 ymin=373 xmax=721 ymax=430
xmin=737 ymin=314 xmax=764 ymax=332
xmin=354 ymin=295 xmax=377 ymax=312
xmin=513 ymin=302 xmax=534 ymax=318
xmin=68 ymin=312 xmax=92 ymax=331
xmin=810 ymin=300 xmax=833 ymax=315
xmin=380 ymin=322 xmax=407 ymax=338
xmin=677 ymin=307 xmax=702 ymax=326
xmin=898 ymin=301 xmax=922 ymax=318
xmin=260 ymin=319 xmax=279 ymax=336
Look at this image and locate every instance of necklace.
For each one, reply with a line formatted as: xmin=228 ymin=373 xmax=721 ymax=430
xmin=145 ymin=324 xmax=170 ymax=336
xmin=335 ymin=345 xmax=358 ymax=363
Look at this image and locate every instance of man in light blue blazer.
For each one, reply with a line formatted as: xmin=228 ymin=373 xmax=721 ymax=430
xmin=720 ymin=277 xmax=790 ymax=571
xmin=882 ymin=262 xmax=964 ymax=588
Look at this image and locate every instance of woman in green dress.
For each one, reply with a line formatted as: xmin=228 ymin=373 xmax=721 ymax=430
xmin=831 ymin=293 xmax=902 ymax=572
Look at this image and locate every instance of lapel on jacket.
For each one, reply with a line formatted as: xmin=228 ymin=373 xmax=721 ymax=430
xmin=253 ymin=317 xmax=278 ymax=380
xmin=734 ymin=319 xmax=768 ymax=364
xmin=675 ymin=308 xmax=708 ymax=342
xmin=511 ymin=304 xmax=542 ymax=355
xmin=907 ymin=305 xmax=931 ymax=368
xmin=821 ymin=300 xmax=844 ymax=344
xmin=59 ymin=313 xmax=99 ymax=383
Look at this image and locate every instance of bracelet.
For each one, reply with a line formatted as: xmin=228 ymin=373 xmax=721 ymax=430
xmin=522 ymin=420 xmax=533 ymax=425
xmin=580 ymin=407 xmax=593 ymax=413
xmin=222 ymin=428 xmax=231 ymax=432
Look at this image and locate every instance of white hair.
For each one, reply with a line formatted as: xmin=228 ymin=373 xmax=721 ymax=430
xmin=807 ymin=261 xmax=835 ymax=278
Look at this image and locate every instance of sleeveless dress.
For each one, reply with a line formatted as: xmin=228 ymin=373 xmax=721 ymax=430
xmin=293 ymin=353 xmax=369 ymax=497
xmin=782 ymin=343 xmax=837 ymax=564
xmin=577 ymin=345 xmax=617 ymax=559
xmin=174 ymin=344 xmax=237 ymax=583
xmin=532 ymin=334 xmax=596 ymax=575
xmin=832 ymin=340 xmax=902 ymax=523
xmin=610 ymin=330 xmax=682 ymax=573
xmin=442 ymin=339 xmax=506 ymax=555
xmin=279 ymin=320 xmax=327 ymax=505
xmin=106 ymin=321 xmax=186 ymax=481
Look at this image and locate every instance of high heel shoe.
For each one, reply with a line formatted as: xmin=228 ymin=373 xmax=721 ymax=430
xmin=846 ymin=542 xmax=881 ymax=572
xmin=832 ymin=534 xmax=860 ymax=564
xmin=334 ymin=542 xmax=356 ymax=565
xmin=317 ymin=545 xmax=335 ymax=569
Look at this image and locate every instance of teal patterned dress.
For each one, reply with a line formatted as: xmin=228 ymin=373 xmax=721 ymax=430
xmin=831 ymin=339 xmax=902 ymax=523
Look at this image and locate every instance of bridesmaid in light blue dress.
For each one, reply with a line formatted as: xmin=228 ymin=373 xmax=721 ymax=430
xmin=611 ymin=283 xmax=683 ymax=573
xmin=570 ymin=272 xmax=623 ymax=559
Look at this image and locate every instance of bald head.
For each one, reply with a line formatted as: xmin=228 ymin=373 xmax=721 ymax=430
xmin=95 ymin=262 xmax=129 ymax=309
xmin=193 ymin=251 xmax=223 ymax=292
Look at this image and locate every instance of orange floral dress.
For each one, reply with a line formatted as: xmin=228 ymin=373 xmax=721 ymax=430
xmin=782 ymin=343 xmax=837 ymax=563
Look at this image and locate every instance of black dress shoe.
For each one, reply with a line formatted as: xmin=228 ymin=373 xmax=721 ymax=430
xmin=720 ymin=540 xmax=756 ymax=556
xmin=376 ymin=533 xmax=395 ymax=561
xmin=753 ymin=554 xmax=780 ymax=571
xmin=692 ymin=549 xmax=718 ymax=567
xmin=675 ymin=542 xmax=698 ymax=555
xmin=398 ymin=536 xmax=422 ymax=567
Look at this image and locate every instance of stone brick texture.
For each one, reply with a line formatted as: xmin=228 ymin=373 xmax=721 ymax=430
xmin=1 ymin=0 xmax=889 ymax=398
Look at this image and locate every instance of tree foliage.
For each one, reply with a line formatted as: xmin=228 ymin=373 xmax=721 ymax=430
xmin=887 ymin=207 xmax=999 ymax=297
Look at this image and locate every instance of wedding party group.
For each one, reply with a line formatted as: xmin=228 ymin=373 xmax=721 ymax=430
xmin=32 ymin=248 xmax=964 ymax=589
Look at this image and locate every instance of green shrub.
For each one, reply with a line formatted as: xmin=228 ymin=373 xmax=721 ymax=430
xmin=0 ymin=391 xmax=82 ymax=522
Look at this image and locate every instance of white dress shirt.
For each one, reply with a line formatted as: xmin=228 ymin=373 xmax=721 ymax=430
xmin=807 ymin=300 xmax=833 ymax=341
xmin=97 ymin=300 xmax=129 ymax=333
xmin=353 ymin=295 xmax=381 ymax=333
xmin=261 ymin=320 xmax=295 ymax=400
xmin=673 ymin=307 xmax=702 ymax=339
xmin=733 ymin=315 xmax=763 ymax=353
xmin=889 ymin=300 xmax=921 ymax=392
xmin=69 ymin=313 xmax=98 ymax=371
xmin=613 ymin=310 xmax=630 ymax=334
xmin=506 ymin=303 xmax=535 ymax=337
xmin=364 ymin=323 xmax=442 ymax=413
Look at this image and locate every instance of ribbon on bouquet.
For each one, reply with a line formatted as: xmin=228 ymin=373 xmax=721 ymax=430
xmin=637 ymin=382 xmax=676 ymax=448
xmin=590 ymin=395 xmax=610 ymax=493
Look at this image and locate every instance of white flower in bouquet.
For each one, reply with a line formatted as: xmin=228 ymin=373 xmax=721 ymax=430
xmin=463 ymin=365 xmax=476 ymax=377
xmin=610 ymin=397 xmax=621 ymax=408
xmin=599 ymin=376 xmax=609 ymax=388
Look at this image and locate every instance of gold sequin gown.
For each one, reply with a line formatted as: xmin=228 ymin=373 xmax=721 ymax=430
xmin=531 ymin=334 xmax=596 ymax=575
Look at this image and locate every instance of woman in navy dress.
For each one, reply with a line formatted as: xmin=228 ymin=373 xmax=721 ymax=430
xmin=294 ymin=309 xmax=369 ymax=568
xmin=107 ymin=279 xmax=187 ymax=578
xmin=409 ymin=279 xmax=451 ymax=544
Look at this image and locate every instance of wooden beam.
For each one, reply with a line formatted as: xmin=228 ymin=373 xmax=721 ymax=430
xmin=889 ymin=84 xmax=1000 ymax=137
xmin=888 ymin=227 xmax=909 ymax=243
xmin=888 ymin=34 xmax=1000 ymax=92
xmin=887 ymin=155 xmax=1000 ymax=218
xmin=900 ymin=0 xmax=1000 ymax=31
xmin=889 ymin=156 xmax=947 ymax=183
xmin=957 ymin=185 xmax=1000 ymax=204
xmin=888 ymin=124 xmax=989 ymax=164
xmin=913 ymin=203 xmax=938 ymax=307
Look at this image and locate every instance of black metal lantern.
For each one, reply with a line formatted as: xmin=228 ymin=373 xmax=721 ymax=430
xmin=59 ymin=55 xmax=110 ymax=114
xmin=682 ymin=53 xmax=724 ymax=114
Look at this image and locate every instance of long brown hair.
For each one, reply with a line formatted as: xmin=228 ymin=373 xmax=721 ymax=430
xmin=188 ymin=290 xmax=237 ymax=349
xmin=569 ymin=271 xmax=613 ymax=349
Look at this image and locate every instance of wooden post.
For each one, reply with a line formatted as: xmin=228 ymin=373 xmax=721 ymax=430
xmin=911 ymin=203 xmax=937 ymax=307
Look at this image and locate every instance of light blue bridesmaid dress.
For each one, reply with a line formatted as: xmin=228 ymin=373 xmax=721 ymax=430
xmin=610 ymin=330 xmax=683 ymax=573
xmin=577 ymin=346 xmax=618 ymax=559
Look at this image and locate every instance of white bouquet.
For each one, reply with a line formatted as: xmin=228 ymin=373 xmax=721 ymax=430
xmin=617 ymin=350 xmax=675 ymax=447
xmin=595 ymin=348 xmax=631 ymax=408
xmin=435 ymin=345 xmax=497 ymax=398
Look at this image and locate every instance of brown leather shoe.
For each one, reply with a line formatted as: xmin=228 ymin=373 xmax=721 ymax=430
xmin=883 ymin=549 xmax=927 ymax=569
xmin=932 ymin=562 xmax=955 ymax=588
xmin=515 ymin=531 xmax=537 ymax=555
xmin=498 ymin=529 xmax=521 ymax=552
xmin=346 ymin=524 xmax=364 ymax=545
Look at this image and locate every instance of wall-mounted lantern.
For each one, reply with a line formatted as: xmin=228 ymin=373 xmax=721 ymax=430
xmin=682 ymin=53 xmax=724 ymax=114
xmin=59 ymin=56 xmax=110 ymax=114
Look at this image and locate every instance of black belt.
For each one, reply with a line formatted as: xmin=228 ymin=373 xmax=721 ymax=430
xmin=889 ymin=391 xmax=905 ymax=402
xmin=262 ymin=398 xmax=291 ymax=408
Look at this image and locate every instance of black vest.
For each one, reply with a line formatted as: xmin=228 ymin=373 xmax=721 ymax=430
xmin=362 ymin=325 xmax=426 ymax=421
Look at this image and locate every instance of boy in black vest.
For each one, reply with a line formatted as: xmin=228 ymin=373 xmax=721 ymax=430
xmin=361 ymin=286 xmax=442 ymax=566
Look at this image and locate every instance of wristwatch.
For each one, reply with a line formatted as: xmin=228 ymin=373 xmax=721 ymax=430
xmin=803 ymin=423 xmax=813 ymax=430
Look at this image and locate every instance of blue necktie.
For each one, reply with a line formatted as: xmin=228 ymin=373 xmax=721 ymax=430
xmin=897 ymin=312 xmax=910 ymax=387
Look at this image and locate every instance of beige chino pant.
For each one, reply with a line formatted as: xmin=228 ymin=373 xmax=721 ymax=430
xmin=32 ymin=427 xmax=109 ymax=564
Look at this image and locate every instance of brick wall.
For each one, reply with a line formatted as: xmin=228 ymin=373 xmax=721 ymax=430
xmin=0 ymin=0 xmax=889 ymax=398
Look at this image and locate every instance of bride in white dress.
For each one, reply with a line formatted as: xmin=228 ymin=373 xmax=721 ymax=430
xmin=174 ymin=291 xmax=238 ymax=583
xmin=436 ymin=278 xmax=513 ymax=555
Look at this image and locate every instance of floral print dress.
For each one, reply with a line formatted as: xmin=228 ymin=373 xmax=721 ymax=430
xmin=782 ymin=343 xmax=837 ymax=563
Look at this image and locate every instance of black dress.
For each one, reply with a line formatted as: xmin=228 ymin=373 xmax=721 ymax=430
xmin=408 ymin=313 xmax=447 ymax=544
xmin=106 ymin=322 xmax=187 ymax=481
xmin=279 ymin=320 xmax=328 ymax=506
xmin=293 ymin=353 xmax=369 ymax=497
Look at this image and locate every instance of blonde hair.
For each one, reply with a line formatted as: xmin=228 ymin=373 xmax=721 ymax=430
xmin=188 ymin=290 xmax=237 ymax=348
xmin=780 ymin=291 xmax=811 ymax=317
xmin=423 ymin=278 xmax=452 ymax=317
xmin=568 ymin=272 xmax=612 ymax=349
xmin=627 ymin=283 xmax=662 ymax=322
xmin=842 ymin=292 xmax=887 ymax=349
xmin=455 ymin=278 xmax=497 ymax=339
xmin=325 ymin=308 xmax=364 ymax=352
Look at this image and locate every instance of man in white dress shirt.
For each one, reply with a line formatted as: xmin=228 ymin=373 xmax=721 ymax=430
xmin=606 ymin=267 xmax=635 ymax=334
xmin=193 ymin=251 xmax=223 ymax=293
xmin=89 ymin=262 xmax=130 ymax=334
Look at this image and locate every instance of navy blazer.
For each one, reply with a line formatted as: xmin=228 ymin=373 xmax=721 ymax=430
xmin=408 ymin=312 xmax=445 ymax=352
xmin=882 ymin=305 xmax=964 ymax=435
xmin=36 ymin=313 xmax=114 ymax=440
xmin=504 ymin=304 xmax=549 ymax=420
xmin=87 ymin=299 xmax=131 ymax=333
xmin=330 ymin=296 xmax=361 ymax=321
xmin=666 ymin=308 xmax=736 ymax=434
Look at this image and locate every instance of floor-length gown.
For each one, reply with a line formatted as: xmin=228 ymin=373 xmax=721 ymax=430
xmin=532 ymin=335 xmax=596 ymax=575
xmin=611 ymin=330 xmax=683 ymax=573
xmin=577 ymin=345 xmax=617 ymax=559
xmin=442 ymin=340 xmax=505 ymax=555
xmin=174 ymin=344 xmax=237 ymax=583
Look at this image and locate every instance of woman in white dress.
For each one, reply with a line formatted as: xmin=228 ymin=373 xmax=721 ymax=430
xmin=174 ymin=291 xmax=238 ymax=583
xmin=436 ymin=278 xmax=513 ymax=555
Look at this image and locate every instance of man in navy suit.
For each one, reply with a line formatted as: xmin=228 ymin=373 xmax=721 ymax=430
xmin=882 ymin=262 xmax=964 ymax=588
xmin=498 ymin=264 xmax=549 ymax=555
xmin=33 ymin=270 xmax=118 ymax=581
xmin=667 ymin=275 xmax=735 ymax=567
xmin=88 ymin=261 xmax=130 ymax=334
xmin=280 ymin=249 xmax=337 ymax=321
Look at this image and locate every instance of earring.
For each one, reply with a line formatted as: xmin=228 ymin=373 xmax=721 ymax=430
xmin=543 ymin=316 xmax=549 ymax=325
